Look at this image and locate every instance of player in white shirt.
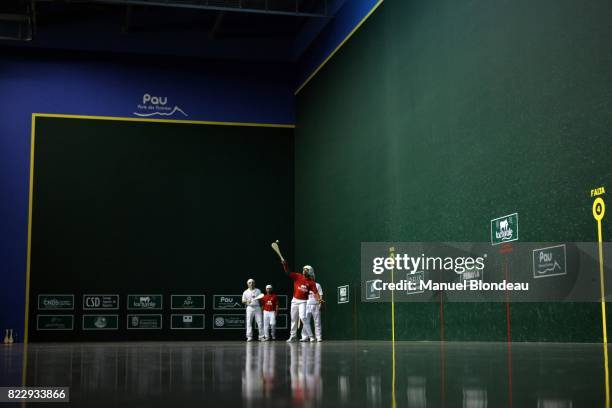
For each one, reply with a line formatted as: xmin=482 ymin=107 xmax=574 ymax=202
xmin=242 ymin=278 xmax=264 ymax=341
xmin=304 ymin=277 xmax=323 ymax=342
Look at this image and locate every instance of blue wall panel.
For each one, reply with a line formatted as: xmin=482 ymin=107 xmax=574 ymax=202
xmin=0 ymin=51 xmax=294 ymax=340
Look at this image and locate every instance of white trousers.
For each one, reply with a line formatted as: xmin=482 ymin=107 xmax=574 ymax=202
xmin=290 ymin=299 xmax=312 ymax=339
xmin=246 ymin=307 xmax=263 ymax=339
xmin=263 ymin=310 xmax=277 ymax=339
xmin=305 ymin=303 xmax=322 ymax=340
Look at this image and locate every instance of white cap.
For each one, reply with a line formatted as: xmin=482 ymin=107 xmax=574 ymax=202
xmin=303 ymin=265 xmax=314 ymax=277
xmin=265 ymin=284 xmax=272 ymax=289
xmin=247 ymin=278 xmax=255 ymax=285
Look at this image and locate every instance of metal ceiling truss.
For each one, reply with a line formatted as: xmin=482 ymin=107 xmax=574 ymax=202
xmin=39 ymin=0 xmax=330 ymax=18
xmin=0 ymin=0 xmax=35 ymax=41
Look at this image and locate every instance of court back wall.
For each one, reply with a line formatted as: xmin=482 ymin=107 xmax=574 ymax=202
xmin=0 ymin=49 xmax=294 ymax=341
xmin=295 ymin=0 xmax=612 ymax=341
xmin=29 ymin=117 xmax=294 ymax=341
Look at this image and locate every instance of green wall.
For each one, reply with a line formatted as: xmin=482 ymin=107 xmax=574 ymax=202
xmin=295 ymin=0 xmax=612 ymax=341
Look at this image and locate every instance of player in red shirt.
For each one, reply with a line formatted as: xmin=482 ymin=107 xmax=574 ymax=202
xmin=281 ymin=260 xmax=321 ymax=342
xmin=261 ymin=284 xmax=279 ymax=341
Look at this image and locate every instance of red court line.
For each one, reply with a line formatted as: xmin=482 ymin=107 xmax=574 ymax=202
xmin=504 ymin=254 xmax=511 ymax=341
xmin=439 ymin=268 xmax=446 ymax=406
xmin=504 ymin=254 xmax=513 ymax=408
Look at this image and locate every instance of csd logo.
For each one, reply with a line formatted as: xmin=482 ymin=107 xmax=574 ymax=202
xmin=85 ymin=297 xmax=101 ymax=307
xmin=142 ymin=93 xmax=167 ymax=105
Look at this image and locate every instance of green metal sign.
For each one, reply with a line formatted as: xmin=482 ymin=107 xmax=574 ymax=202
xmin=83 ymin=315 xmax=119 ymax=330
xmin=337 ymin=285 xmax=349 ymax=304
xmin=490 ymin=213 xmax=519 ymax=245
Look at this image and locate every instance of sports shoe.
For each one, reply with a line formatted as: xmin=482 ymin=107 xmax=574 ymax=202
xmin=271 ymin=337 xmax=276 ymax=341
xmin=309 ymin=338 xmax=316 ymax=342
xmin=286 ymin=336 xmax=297 ymax=343
xmin=261 ymin=337 xmax=268 ymax=342
xmin=317 ymin=338 xmax=323 ymax=342
xmin=246 ymin=338 xmax=253 ymax=342
xmin=299 ymin=338 xmax=309 ymax=342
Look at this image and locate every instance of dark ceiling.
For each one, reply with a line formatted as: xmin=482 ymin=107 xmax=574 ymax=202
xmin=0 ymin=0 xmax=339 ymax=61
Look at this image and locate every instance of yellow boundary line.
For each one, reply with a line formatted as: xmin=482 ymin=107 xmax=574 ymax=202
xmin=23 ymin=115 xmax=36 ymax=346
xmin=21 ymin=115 xmax=36 ymax=388
xmin=294 ymin=0 xmax=384 ymax=96
xmin=389 ymin=246 xmax=397 ymax=408
xmin=31 ymin=113 xmax=295 ymax=128
xmin=23 ymin=112 xmax=294 ymax=347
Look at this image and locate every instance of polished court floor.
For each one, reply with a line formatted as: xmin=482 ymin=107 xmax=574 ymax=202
xmin=0 ymin=341 xmax=607 ymax=407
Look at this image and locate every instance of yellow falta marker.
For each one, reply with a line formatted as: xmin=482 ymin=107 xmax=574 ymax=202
xmin=593 ymin=196 xmax=608 ymax=407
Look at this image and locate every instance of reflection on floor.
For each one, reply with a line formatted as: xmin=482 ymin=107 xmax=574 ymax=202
xmin=0 ymin=341 xmax=606 ymax=407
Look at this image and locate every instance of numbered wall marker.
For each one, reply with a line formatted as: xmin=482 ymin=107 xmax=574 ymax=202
xmin=406 ymin=272 xmax=425 ymax=295
xmin=338 ymin=285 xmax=350 ymax=304
xmin=365 ymin=280 xmax=381 ymax=300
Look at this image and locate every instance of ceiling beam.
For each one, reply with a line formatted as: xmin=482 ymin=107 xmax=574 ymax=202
xmin=59 ymin=0 xmax=330 ymax=18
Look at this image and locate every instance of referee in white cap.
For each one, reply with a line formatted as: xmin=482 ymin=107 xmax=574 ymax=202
xmin=242 ymin=278 xmax=264 ymax=341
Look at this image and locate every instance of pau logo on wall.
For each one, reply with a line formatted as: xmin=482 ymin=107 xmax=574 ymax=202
xmin=134 ymin=93 xmax=188 ymax=118
xmin=533 ymin=244 xmax=567 ymax=278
